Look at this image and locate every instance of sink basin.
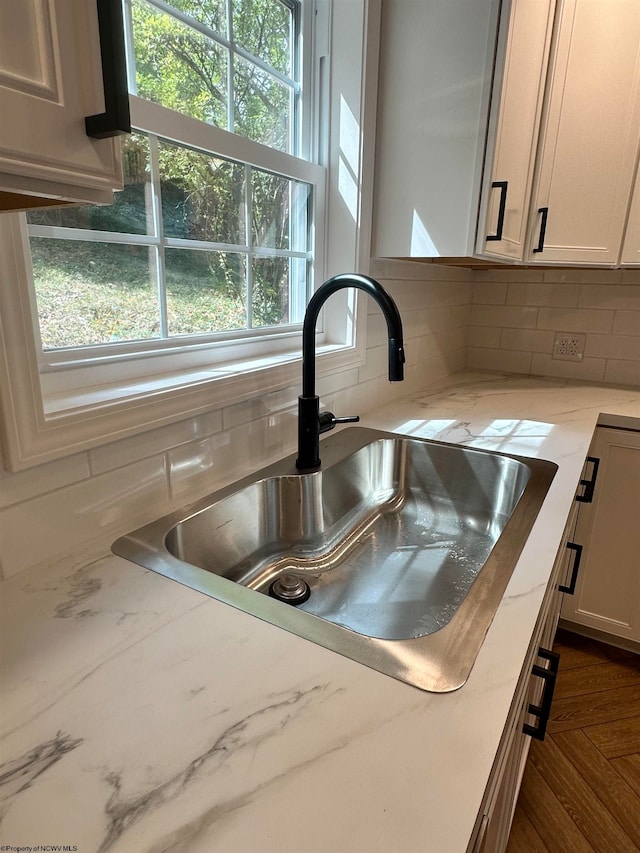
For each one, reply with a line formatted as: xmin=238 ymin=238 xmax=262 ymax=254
xmin=113 ymin=428 xmax=557 ymax=692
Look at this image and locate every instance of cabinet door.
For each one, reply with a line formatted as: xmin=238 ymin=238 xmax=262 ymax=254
xmin=371 ymin=0 xmax=501 ymax=259
xmin=561 ymin=428 xmax=640 ymax=644
xmin=620 ymin=157 xmax=640 ymax=266
xmin=525 ymin=0 xmax=640 ymax=265
xmin=472 ymin=521 xmax=568 ymax=853
xmin=0 ymin=0 xmax=123 ymax=209
xmin=477 ymin=0 xmax=556 ymax=262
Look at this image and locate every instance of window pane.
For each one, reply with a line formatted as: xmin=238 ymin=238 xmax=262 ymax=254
xmin=232 ymin=0 xmax=292 ymax=76
xmin=252 ymin=171 xmax=289 ymax=249
xmin=165 ymin=248 xmax=247 ymax=334
xmin=166 ymin=0 xmax=227 ymax=34
xmin=27 ymin=135 xmax=152 ymax=234
xmin=30 ymin=239 xmax=159 ymax=348
xmin=158 ymin=142 xmax=246 ymax=245
xmin=252 ymin=170 xmax=309 ymax=250
xmin=234 ymin=57 xmax=291 ymax=150
xmin=132 ymin=0 xmax=229 ymax=129
xmin=252 ymin=256 xmax=290 ymax=327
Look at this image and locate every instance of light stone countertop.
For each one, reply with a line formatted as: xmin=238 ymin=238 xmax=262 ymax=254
xmin=1 ymin=372 xmax=639 ymax=853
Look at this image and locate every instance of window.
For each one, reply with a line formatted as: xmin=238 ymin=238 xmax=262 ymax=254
xmin=0 ymin=0 xmax=377 ymax=470
xmin=27 ymin=133 xmax=311 ymax=349
xmin=26 ymin=0 xmax=317 ymax=367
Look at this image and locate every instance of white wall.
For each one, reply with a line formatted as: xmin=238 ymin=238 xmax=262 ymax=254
xmin=0 ymin=260 xmax=472 ymax=580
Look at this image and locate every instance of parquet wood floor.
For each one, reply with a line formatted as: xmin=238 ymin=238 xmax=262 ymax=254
xmin=506 ymin=628 xmax=640 ymax=853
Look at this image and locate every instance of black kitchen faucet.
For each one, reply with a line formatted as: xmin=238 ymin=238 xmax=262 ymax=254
xmin=295 ymin=273 xmax=405 ymax=471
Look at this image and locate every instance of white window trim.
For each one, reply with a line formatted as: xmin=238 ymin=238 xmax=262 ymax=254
xmin=0 ymin=0 xmax=381 ymax=472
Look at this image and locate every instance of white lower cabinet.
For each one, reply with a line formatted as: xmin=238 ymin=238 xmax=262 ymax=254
xmin=469 ymin=500 xmax=579 ymax=853
xmin=472 ymin=426 xmax=640 ymax=851
xmin=561 ymin=427 xmax=640 ymax=647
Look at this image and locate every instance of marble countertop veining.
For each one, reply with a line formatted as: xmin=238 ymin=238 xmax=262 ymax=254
xmin=1 ymin=373 xmax=639 ymax=853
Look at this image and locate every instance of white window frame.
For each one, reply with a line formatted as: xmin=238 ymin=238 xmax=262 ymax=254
xmin=34 ymin=0 xmax=321 ymax=384
xmin=32 ymin=96 xmax=325 ymax=391
xmin=0 ymin=0 xmax=381 ymax=472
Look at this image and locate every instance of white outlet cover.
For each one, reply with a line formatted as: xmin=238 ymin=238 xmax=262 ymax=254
xmin=552 ymin=331 xmax=586 ymax=362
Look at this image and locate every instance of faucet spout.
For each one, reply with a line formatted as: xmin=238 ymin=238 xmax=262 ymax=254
xmin=296 ymin=273 xmax=405 ymax=471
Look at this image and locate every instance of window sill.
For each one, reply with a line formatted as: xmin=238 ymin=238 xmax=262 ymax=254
xmin=43 ymin=341 xmax=356 ymax=417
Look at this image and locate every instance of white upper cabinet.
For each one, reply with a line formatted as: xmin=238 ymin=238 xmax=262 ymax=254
xmin=373 ymin=0 xmax=640 ymax=268
xmin=0 ymin=0 xmax=125 ymax=212
xmin=372 ymin=0 xmax=501 ymax=259
xmin=477 ymin=0 xmax=556 ymax=262
xmin=522 ymin=0 xmax=640 ymax=265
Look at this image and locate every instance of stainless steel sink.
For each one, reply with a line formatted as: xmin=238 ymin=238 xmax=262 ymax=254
xmin=113 ymin=428 xmax=557 ymax=692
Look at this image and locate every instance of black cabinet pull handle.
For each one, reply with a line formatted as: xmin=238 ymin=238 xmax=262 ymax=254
xmin=85 ymin=0 xmax=131 ymax=139
xmin=532 ymin=206 xmax=548 ymax=253
xmin=486 ymin=181 xmax=508 ymax=241
xmin=576 ymin=455 xmax=600 ymax=503
xmin=523 ymin=647 xmax=559 ymax=741
xmin=558 ymin=541 xmax=582 ymax=595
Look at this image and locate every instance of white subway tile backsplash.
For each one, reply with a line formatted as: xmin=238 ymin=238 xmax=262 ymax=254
xmin=89 ymin=411 xmax=223 ymax=475
xmin=500 ymin=328 xmax=555 ymax=354
xmin=577 ymin=284 xmax=640 ymax=311
xmin=467 ymin=347 xmax=533 ymax=375
xmin=537 ymin=306 xmax=614 ymax=334
xmin=584 ymin=334 xmax=640 ymax=361
xmin=402 ymin=348 xmax=466 ymax=396
xmin=475 ymin=269 xmax=543 ymax=283
xmin=0 ymin=452 xmax=90 ymax=510
xmin=358 ymin=343 xmax=387 ymax=383
xmin=467 ymin=275 xmax=639 ymax=386
xmin=401 ymin=304 xmax=469 ymax=341
xmin=620 ymin=269 xmax=640 ymax=286
xmin=0 ymin=456 xmax=169 ymax=578
xmin=222 ymin=386 xmax=297 ymax=431
xmin=472 ymin=282 xmax=508 ymax=304
xmin=530 ymin=353 xmax=606 ymax=383
xmin=604 ymin=360 xmax=640 ymax=386
xmin=367 ymin=311 xmax=388 ymax=341
xmin=468 ymin=326 xmax=502 ymax=349
xmin=317 ymin=367 xmax=361 ymax=397
xmin=543 ymin=269 xmax=622 ymax=284
xmin=168 ymin=435 xmax=224 ymax=501
xmin=333 ymin=377 xmax=380 ymax=418
xmin=418 ymin=281 xmax=473 ymax=307
xmin=613 ymin=311 xmax=640 ymax=336
xmin=471 ymin=305 xmax=539 ymax=329
xmin=506 ymin=283 xmax=579 ymax=308
xmin=169 ymin=404 xmax=299 ymax=504
xmin=428 ymin=303 xmax=471 ymax=330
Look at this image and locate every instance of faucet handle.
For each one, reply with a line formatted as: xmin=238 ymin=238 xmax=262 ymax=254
xmin=332 ymin=415 xmax=360 ymax=424
xmin=318 ymin=411 xmax=360 ymax=434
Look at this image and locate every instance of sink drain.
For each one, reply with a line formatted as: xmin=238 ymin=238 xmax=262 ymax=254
xmin=269 ymin=574 xmax=310 ymax=605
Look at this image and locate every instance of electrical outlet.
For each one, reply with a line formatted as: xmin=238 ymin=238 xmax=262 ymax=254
xmin=552 ymin=331 xmax=586 ymax=362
